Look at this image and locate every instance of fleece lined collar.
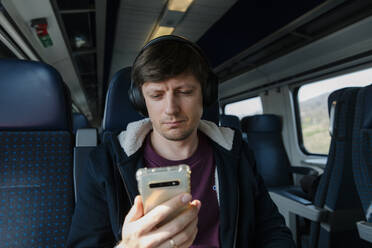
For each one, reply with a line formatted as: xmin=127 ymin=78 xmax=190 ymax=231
xmin=117 ymin=118 xmax=235 ymax=157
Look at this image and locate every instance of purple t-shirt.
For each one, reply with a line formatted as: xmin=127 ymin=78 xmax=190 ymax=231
xmin=143 ymin=132 xmax=220 ymax=248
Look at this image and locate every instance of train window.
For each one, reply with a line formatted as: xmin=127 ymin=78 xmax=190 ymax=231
xmin=295 ymin=68 xmax=372 ymax=155
xmin=224 ymin=96 xmax=263 ymax=119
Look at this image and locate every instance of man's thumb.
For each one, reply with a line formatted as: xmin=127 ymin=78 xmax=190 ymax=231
xmin=124 ymin=195 xmax=144 ymax=224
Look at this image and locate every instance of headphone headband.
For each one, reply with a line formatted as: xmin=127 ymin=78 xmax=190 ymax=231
xmin=142 ymin=35 xmax=191 ymax=51
xmin=133 ymin=35 xmax=210 ymax=70
xmin=129 ymin=35 xmax=218 ymax=116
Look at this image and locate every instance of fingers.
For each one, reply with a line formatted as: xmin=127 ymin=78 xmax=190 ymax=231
xmin=138 ymin=193 xmax=192 ymax=232
xmin=121 ymin=194 xmax=200 ymax=248
xmin=190 ymin=199 xmax=201 ymax=211
xmin=172 ymin=216 xmax=198 ymax=247
xmin=122 ymin=196 xmax=145 ymax=245
xmin=179 ymin=224 xmax=198 ymax=248
xmin=157 ymin=217 xmax=198 ymax=248
xmin=157 ymin=200 xmax=199 ymax=233
xmin=124 ymin=195 xmax=144 ymax=225
xmin=144 ymin=201 xmax=199 ymax=247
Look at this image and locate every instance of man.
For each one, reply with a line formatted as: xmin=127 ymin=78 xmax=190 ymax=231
xmin=67 ymin=36 xmax=295 ymax=247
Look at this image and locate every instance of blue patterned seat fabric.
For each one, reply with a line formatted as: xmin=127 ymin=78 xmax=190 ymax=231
xmin=0 ymin=132 xmax=72 ymax=247
xmin=0 ymin=59 xmax=74 ymax=248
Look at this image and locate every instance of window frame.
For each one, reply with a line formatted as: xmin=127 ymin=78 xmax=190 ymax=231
xmin=293 ymin=86 xmax=328 ymax=157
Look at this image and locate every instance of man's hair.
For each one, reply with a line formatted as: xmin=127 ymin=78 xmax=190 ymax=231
xmin=131 ymin=39 xmax=210 ymax=90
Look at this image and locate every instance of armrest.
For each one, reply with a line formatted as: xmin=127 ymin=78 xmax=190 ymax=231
xmin=269 ymin=191 xmax=328 ymax=222
xmin=74 ymin=128 xmax=98 ymax=202
xmin=289 ymin=166 xmax=318 ymax=176
xmin=270 ymin=188 xmax=312 ymax=205
xmin=76 ymin=128 xmax=98 ymax=147
xmin=357 ymin=221 xmax=372 ymax=243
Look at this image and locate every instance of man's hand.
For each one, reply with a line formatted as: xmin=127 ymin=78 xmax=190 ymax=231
xmin=118 ymin=193 xmax=201 ymax=248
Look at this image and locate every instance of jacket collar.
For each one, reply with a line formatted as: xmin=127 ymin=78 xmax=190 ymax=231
xmin=117 ymin=118 xmax=235 ymax=157
xmin=113 ymin=119 xmax=240 ymax=247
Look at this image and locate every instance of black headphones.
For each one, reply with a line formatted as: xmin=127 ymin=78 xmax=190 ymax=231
xmin=128 ymin=35 xmax=218 ymax=116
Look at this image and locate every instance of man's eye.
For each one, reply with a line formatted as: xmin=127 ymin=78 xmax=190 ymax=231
xmin=150 ymin=94 xmax=162 ymax=99
xmin=179 ymin=91 xmax=192 ymax=95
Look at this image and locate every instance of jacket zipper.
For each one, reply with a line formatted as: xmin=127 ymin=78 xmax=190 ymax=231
xmin=117 ymin=164 xmax=133 ymax=206
xmin=215 ymin=166 xmax=239 ymax=248
xmin=233 ymin=186 xmax=239 ymax=248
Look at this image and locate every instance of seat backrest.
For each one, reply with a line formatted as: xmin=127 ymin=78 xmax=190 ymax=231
xmin=219 ymin=114 xmax=241 ymax=131
xmin=72 ymin=113 xmax=90 ymax=134
xmin=352 ymin=84 xmax=372 ymax=223
xmin=0 ymin=59 xmax=74 ymax=247
xmin=241 ymin=114 xmax=293 ymax=187
xmin=102 ymin=67 xmax=143 ymax=134
xmin=102 ymin=67 xmax=143 ymax=142
xmin=309 ymin=87 xmax=364 ymax=248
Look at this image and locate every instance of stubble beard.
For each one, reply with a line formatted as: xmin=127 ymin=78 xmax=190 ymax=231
xmin=161 ymin=127 xmax=195 ymax=141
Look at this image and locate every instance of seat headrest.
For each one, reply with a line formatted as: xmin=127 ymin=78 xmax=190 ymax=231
xmin=102 ymin=67 xmax=143 ymax=132
xmin=220 ymin=114 xmax=240 ymax=130
xmin=327 ymin=87 xmax=358 ymax=115
xmin=328 ymin=88 xmax=345 ymax=137
xmin=328 ymin=87 xmax=361 ymax=137
xmin=73 ymin=113 xmax=90 ymax=134
xmin=241 ymin=114 xmax=282 ymax=133
xmin=0 ymin=59 xmax=72 ymax=130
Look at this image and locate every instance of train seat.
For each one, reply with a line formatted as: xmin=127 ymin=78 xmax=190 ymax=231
xmin=241 ymin=114 xmax=318 ymax=246
xmin=352 ymin=84 xmax=372 ymax=244
xmin=241 ymin=114 xmax=317 ymax=191
xmin=307 ymin=87 xmax=364 ymax=248
xmin=269 ymin=88 xmax=365 ymax=248
xmin=219 ymin=114 xmax=241 ymax=131
xmin=0 ymin=59 xmax=74 ymax=247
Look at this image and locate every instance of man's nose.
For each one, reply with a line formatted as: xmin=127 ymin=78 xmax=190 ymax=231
xmin=164 ymin=93 xmax=180 ymax=115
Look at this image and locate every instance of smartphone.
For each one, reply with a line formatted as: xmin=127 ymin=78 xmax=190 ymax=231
xmin=136 ymin=164 xmax=191 ymax=224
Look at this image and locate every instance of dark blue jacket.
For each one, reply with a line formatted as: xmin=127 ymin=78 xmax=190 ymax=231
xmin=66 ymin=120 xmax=295 ymax=247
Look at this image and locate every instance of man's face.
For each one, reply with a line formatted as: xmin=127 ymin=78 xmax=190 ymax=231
xmin=142 ymin=73 xmax=203 ymax=141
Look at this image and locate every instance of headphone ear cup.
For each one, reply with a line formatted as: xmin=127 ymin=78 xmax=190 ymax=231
xmin=203 ymin=71 xmax=218 ymax=107
xmin=128 ymin=82 xmax=148 ymax=117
